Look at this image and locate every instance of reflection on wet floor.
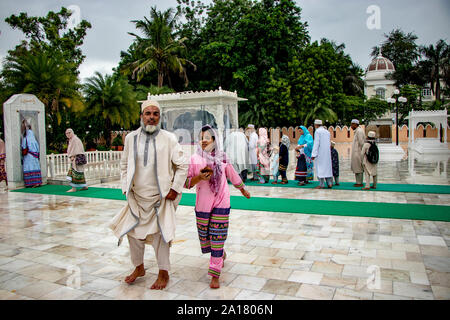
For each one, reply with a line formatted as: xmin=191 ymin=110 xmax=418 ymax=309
xmin=0 ymin=144 xmax=449 ymax=300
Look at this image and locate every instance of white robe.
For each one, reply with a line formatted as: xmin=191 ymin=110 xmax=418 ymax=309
xmin=109 ymin=128 xmax=188 ymax=246
xmin=311 ymin=126 xmax=332 ymax=179
xmin=361 ymin=142 xmax=378 ymax=176
xmin=248 ymin=132 xmax=258 ymax=165
xmin=224 ymin=131 xmax=250 ymax=173
xmin=351 ymin=126 xmax=365 ymax=174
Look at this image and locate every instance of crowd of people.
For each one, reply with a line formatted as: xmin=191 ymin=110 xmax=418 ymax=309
xmin=224 ymin=118 xmax=379 ymax=190
xmin=0 ymin=101 xmax=381 ymax=291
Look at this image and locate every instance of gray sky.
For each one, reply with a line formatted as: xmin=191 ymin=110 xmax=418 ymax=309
xmin=0 ymin=0 xmax=449 ymax=82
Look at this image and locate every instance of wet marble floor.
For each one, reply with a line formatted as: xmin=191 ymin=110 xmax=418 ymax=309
xmin=0 ymin=156 xmax=449 ymax=300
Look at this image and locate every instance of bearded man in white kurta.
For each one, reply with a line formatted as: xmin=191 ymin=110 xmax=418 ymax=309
xmin=350 ymin=119 xmax=365 ymax=187
xmin=109 ymin=100 xmax=188 ymax=290
xmin=311 ymin=119 xmax=333 ymax=189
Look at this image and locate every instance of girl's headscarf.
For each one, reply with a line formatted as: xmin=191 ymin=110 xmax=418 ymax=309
xmin=281 ymin=135 xmax=290 ymax=149
xmin=297 ymin=125 xmax=314 ymax=158
xmin=195 ymin=125 xmax=228 ymax=194
xmin=257 ymin=128 xmax=269 ymax=147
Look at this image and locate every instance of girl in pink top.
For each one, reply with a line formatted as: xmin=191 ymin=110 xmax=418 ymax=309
xmin=185 ymin=125 xmax=251 ymax=289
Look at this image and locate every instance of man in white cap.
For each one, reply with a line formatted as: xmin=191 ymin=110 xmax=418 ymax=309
xmin=350 ymin=119 xmax=365 ymax=187
xmin=245 ymin=124 xmax=258 ymax=180
xmin=361 ymin=131 xmax=378 ymax=190
xmin=311 ymin=119 xmax=333 ymax=189
xmin=109 ymin=99 xmax=188 ymax=290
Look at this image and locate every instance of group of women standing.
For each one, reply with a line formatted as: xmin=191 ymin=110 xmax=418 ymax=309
xmin=253 ymin=128 xmax=291 ymax=185
xmin=251 ymin=126 xmax=315 ymax=185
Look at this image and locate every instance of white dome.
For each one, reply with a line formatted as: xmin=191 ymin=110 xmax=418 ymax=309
xmin=365 ymin=52 xmax=395 ymax=81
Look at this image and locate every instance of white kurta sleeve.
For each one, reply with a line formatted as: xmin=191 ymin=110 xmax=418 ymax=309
xmin=169 ymin=139 xmax=188 ymax=194
xmin=357 ymin=128 xmax=365 ymax=150
xmin=311 ymin=132 xmax=320 ymax=158
xmin=120 ymin=134 xmax=131 ymax=194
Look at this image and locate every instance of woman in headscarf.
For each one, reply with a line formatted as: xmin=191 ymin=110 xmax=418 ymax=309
xmin=255 ymin=127 xmax=271 ymax=184
xmin=295 ymin=125 xmax=314 ymax=186
xmin=0 ymin=136 xmax=6 ymax=184
xmin=65 ymin=128 xmax=88 ymax=192
xmin=184 ymin=125 xmax=251 ymax=289
xmin=278 ymin=135 xmax=290 ymax=184
xmin=21 ymin=119 xmax=42 ymax=188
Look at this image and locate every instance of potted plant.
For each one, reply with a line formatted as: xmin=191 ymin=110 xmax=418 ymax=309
xmin=112 ymin=135 xmax=124 ymax=151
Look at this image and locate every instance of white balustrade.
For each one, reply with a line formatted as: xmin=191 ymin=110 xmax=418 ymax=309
xmin=47 ymin=151 xmax=122 ymax=181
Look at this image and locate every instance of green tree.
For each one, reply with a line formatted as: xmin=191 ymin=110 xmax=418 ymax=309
xmin=2 ymin=7 xmax=91 ymax=151
xmin=371 ymin=29 xmax=420 ymax=86
xmin=343 ymin=62 xmax=365 ymax=97
xmin=420 ymin=39 xmax=449 ymax=102
xmin=304 ymin=102 xmax=337 ymax=126
xmin=265 ymin=39 xmax=353 ymax=126
xmin=1 ymin=51 xmax=84 ymax=151
xmin=175 ymin=0 xmax=310 ymax=126
xmin=83 ymin=72 xmax=140 ymax=147
xmin=135 ymin=84 xmax=175 ymax=101
xmin=363 ymin=97 xmax=390 ymax=124
xmin=121 ymin=6 xmax=196 ymax=88
xmin=5 ymin=7 xmax=91 ymax=73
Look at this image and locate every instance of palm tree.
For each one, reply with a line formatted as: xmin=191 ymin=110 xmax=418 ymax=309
xmin=239 ymin=103 xmax=267 ymax=128
xmin=122 ymin=7 xmax=196 ymax=87
xmin=420 ymin=39 xmax=449 ymax=102
xmin=344 ymin=63 xmax=365 ymax=96
xmin=303 ymin=102 xmax=338 ymax=126
xmin=83 ymin=72 xmax=140 ymax=147
xmin=1 ymin=49 xmax=85 ymax=151
xmin=2 ymin=50 xmax=84 ymax=124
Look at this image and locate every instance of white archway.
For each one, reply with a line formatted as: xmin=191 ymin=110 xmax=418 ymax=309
xmin=406 ymin=109 xmax=448 ymax=144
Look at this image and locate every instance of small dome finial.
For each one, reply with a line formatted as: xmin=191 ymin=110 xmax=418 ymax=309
xmin=378 ymin=47 xmax=382 ymax=57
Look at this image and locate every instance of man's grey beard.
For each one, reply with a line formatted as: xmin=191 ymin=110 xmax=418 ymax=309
xmin=141 ymin=120 xmax=160 ymax=133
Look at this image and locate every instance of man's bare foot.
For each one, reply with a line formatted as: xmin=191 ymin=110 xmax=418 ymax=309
xmin=210 ymin=277 xmax=220 ymax=289
xmin=151 ymin=270 xmax=169 ymax=290
xmin=125 ymin=264 xmax=145 ymax=284
xmin=66 ymin=188 xmax=77 ymax=193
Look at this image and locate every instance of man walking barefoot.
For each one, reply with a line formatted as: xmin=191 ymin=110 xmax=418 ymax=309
xmin=109 ymin=100 xmax=188 ymax=290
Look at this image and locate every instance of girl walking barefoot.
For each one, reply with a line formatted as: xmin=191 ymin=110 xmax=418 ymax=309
xmin=185 ymin=125 xmax=251 ymax=289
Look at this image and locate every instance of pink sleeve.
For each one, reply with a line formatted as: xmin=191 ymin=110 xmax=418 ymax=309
xmin=184 ymin=157 xmax=197 ymax=189
xmin=225 ymin=163 xmax=245 ymax=190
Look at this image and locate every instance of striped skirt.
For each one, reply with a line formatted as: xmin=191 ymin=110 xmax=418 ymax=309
xmin=295 ymin=154 xmax=314 ymax=182
xmin=23 ymin=170 xmax=42 ymax=187
xmin=195 ymin=207 xmax=230 ymax=278
xmin=67 ymin=165 xmax=87 ymax=188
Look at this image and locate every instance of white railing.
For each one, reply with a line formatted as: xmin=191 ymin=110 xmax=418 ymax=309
xmin=47 ymin=151 xmax=122 ymax=180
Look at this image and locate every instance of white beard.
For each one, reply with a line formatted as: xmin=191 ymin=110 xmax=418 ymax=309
xmin=141 ymin=120 xmax=160 ymax=133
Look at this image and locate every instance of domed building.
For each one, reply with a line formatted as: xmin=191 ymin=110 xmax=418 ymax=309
xmin=364 ymin=50 xmax=398 ymax=142
xmin=364 ymin=50 xmax=397 ymax=100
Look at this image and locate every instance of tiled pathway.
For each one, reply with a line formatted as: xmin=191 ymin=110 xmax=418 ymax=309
xmin=1 ymin=154 xmax=449 ymax=300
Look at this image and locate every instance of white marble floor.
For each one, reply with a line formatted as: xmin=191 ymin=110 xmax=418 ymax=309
xmin=0 ymin=156 xmax=449 ymax=300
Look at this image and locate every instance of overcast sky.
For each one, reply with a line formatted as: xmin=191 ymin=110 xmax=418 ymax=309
xmin=0 ymin=0 xmax=449 ymax=82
